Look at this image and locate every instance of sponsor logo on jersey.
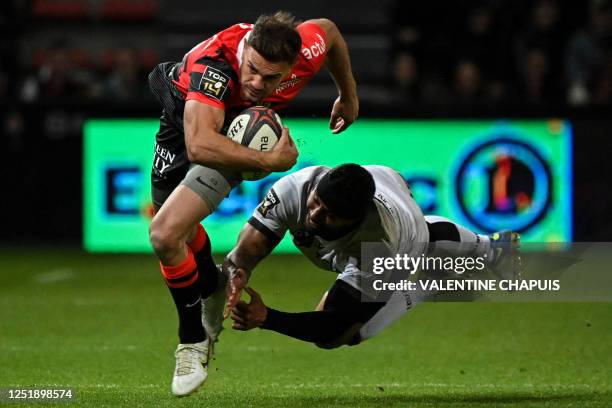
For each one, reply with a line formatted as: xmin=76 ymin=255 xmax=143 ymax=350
xmin=275 ymin=74 xmax=302 ymax=94
xmin=198 ymin=66 xmax=230 ymax=100
xmin=301 ymin=33 xmax=326 ymax=60
xmin=257 ymin=189 xmax=280 ymax=217
xmin=374 ymin=192 xmax=395 ymax=215
xmin=153 ymin=143 xmax=176 ymax=175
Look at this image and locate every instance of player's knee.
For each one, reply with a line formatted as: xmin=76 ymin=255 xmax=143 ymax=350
xmin=314 ymin=325 xmax=363 ymax=349
xmin=149 ymin=217 xmax=182 ymax=257
xmin=148 ymin=227 xmax=170 ymax=257
xmin=315 ymin=341 xmax=340 ymax=350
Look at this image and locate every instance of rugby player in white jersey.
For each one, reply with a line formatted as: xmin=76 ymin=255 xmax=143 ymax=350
xmin=213 ymin=164 xmax=519 ymax=347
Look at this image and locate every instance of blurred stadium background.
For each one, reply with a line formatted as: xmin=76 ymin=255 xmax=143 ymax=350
xmin=1 ymin=1 xmax=611 ymax=406
xmin=1 ymin=0 xmax=612 ymax=243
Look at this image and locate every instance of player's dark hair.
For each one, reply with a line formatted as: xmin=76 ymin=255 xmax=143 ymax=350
xmin=248 ymin=11 xmax=302 ymax=65
xmin=316 ymin=164 xmax=376 ymax=219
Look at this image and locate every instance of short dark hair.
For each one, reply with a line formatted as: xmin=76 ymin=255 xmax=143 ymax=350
xmin=248 ymin=11 xmax=302 ymax=65
xmin=316 ymin=164 xmax=376 ymax=219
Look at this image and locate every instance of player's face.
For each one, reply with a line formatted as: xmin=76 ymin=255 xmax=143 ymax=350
xmin=305 ymin=190 xmax=361 ymax=240
xmin=240 ymin=45 xmax=293 ymax=102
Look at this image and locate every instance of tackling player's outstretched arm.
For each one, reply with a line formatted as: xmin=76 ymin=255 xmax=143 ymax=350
xmin=222 ymin=223 xmax=279 ymax=318
xmin=225 ymin=223 xmax=278 ymax=278
xmin=184 ymin=100 xmax=298 ymax=172
xmin=230 ymin=280 xmax=385 ymax=349
xmin=308 ymin=18 xmax=358 ymax=134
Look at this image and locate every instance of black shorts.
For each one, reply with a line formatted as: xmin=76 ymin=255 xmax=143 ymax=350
xmin=148 ymin=62 xmax=191 ymax=207
xmin=322 ymin=280 xmax=387 ymax=345
xmin=150 ymin=110 xmax=191 ymax=208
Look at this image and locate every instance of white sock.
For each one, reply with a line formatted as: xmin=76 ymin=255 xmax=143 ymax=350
xmin=359 ymin=290 xmax=416 ymax=341
xmin=425 ymin=215 xmax=491 ymax=257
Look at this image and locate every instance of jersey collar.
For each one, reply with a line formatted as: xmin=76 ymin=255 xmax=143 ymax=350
xmin=236 ymin=30 xmax=252 ymax=70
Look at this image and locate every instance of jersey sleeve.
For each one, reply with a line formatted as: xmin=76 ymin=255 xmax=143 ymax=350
xmin=297 ymin=22 xmax=328 ymax=73
xmin=248 ymin=175 xmax=299 ymax=245
xmin=185 ymin=57 xmax=236 ymax=109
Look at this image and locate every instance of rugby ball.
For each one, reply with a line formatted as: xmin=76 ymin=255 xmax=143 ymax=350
xmin=226 ymin=106 xmax=283 ymax=180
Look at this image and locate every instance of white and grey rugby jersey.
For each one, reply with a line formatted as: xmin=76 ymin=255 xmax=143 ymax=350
xmin=248 ymin=165 xmax=430 ymax=275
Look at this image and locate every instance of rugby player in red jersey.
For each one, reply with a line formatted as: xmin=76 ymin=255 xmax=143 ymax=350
xmin=146 ymin=11 xmax=358 ymax=396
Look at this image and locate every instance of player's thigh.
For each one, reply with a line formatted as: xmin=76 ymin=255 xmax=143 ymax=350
xmin=153 ymin=165 xmax=238 ymax=237
xmin=323 ymin=280 xmax=385 ymax=317
xmin=357 ymin=289 xmax=413 ymax=342
xmin=316 ymin=280 xmax=385 ymax=348
xmin=152 ymin=185 xmax=211 ymax=240
xmin=179 ymin=164 xmax=240 ymax=214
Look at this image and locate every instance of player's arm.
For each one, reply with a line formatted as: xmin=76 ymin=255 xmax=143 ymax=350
xmin=307 ymin=18 xmax=359 ymax=134
xmin=225 ymin=222 xmax=278 ymax=279
xmin=231 ymin=280 xmax=385 ymax=349
xmin=222 ymin=222 xmax=280 ymax=318
xmin=184 ymin=99 xmax=297 ymax=172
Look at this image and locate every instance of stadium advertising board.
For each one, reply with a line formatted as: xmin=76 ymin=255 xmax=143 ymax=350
xmin=84 ymin=119 xmax=572 ymax=252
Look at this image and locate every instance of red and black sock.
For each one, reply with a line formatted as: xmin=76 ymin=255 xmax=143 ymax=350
xmin=159 ymin=249 xmax=206 ymax=343
xmin=187 ymin=224 xmax=219 ymax=299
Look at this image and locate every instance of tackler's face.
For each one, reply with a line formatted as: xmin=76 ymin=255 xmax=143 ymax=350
xmin=240 ymin=44 xmax=292 ymax=102
xmin=305 ymin=190 xmax=361 ymax=240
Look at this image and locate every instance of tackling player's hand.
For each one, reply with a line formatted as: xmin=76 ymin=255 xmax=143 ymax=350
xmin=223 ymin=265 xmax=247 ymax=319
xmin=231 ymin=287 xmax=267 ymax=330
xmin=265 ymin=127 xmax=298 ymax=172
xmin=329 ymin=95 xmax=358 ymax=134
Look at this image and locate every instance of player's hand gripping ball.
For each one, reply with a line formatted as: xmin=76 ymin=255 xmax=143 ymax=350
xmin=226 ymin=106 xmax=283 ymax=180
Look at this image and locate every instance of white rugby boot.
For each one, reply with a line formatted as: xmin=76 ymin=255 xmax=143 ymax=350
xmin=171 ymin=337 xmax=212 ymax=397
xmin=201 ymin=265 xmax=228 ymax=343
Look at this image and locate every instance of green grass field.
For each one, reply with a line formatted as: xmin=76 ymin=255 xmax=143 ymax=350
xmin=1 ymin=249 xmax=611 ymax=407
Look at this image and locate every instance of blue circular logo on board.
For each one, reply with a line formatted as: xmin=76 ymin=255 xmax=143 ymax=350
xmin=454 ymin=138 xmax=553 ymax=233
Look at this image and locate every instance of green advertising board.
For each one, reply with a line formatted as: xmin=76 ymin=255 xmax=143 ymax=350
xmin=84 ymin=119 xmax=572 ymax=252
